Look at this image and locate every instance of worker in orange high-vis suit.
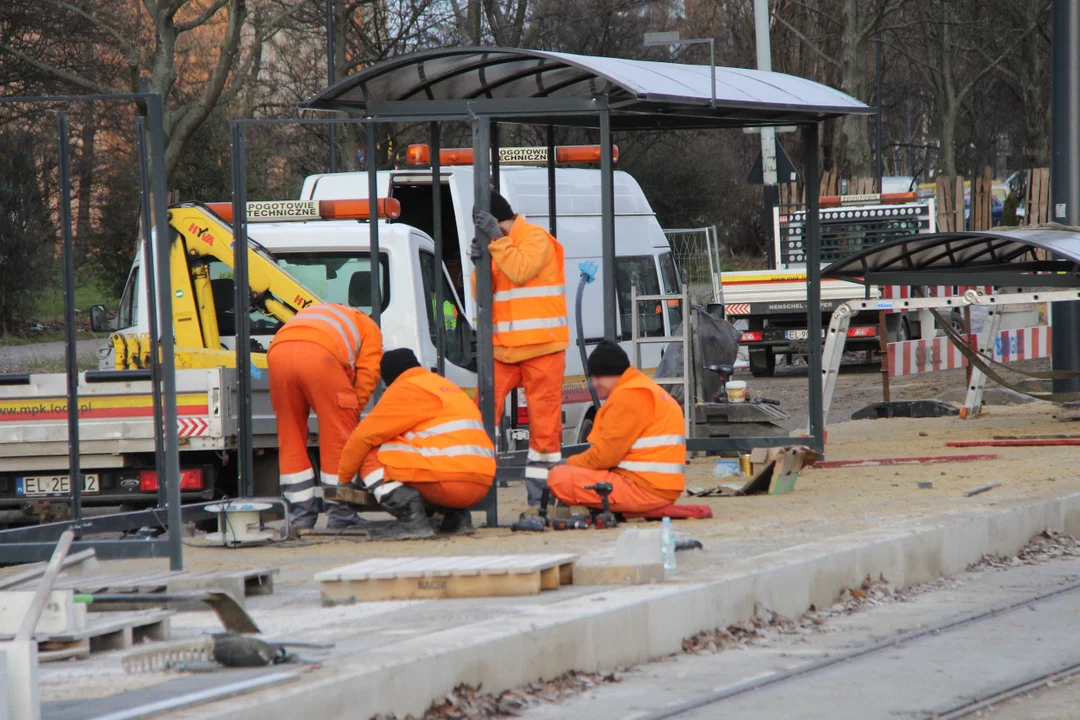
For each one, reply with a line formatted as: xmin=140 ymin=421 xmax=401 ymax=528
xmin=338 ymin=349 xmax=495 ymax=538
xmin=471 ymin=191 xmax=568 ymax=508
xmin=547 ymin=341 xmax=686 ymax=513
xmin=267 ymin=303 xmax=382 ymax=531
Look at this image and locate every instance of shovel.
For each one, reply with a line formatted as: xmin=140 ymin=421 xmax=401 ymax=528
xmin=74 ymin=591 xmax=260 ymax=634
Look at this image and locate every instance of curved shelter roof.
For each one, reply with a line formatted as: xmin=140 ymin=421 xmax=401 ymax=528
xmin=822 ymin=228 xmax=1080 ymax=287
xmin=302 ymin=47 xmax=872 ymax=129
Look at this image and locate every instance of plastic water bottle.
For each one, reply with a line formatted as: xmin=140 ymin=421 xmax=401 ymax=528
xmin=660 ymin=517 xmax=677 ymax=571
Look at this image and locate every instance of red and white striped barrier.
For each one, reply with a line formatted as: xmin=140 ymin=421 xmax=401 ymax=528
xmin=725 ymin=303 xmax=751 ymax=316
xmin=991 ymin=325 xmax=1052 ymax=362
xmin=887 ymin=335 xmax=973 ymax=377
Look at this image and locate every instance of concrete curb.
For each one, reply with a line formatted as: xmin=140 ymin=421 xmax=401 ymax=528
xmin=193 ymin=491 xmax=1080 ymax=720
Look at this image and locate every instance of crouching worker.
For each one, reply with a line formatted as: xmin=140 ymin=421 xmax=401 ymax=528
xmin=547 ymin=341 xmax=685 ymax=513
xmin=338 ymin=349 xmax=495 ymax=538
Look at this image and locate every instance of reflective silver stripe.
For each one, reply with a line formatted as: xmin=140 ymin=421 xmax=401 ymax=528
xmin=381 ymin=443 xmax=495 ymax=459
xmin=403 ymin=419 xmax=486 ymax=441
xmin=617 ymin=461 xmax=685 ymax=475
xmin=524 ymin=465 xmax=551 ymax=480
xmin=296 ymin=307 xmax=359 ymax=359
xmin=284 ymin=486 xmax=316 ymax=503
xmin=527 ymin=449 xmax=562 ymax=463
xmin=373 ymin=481 xmax=402 ymax=501
xmin=361 ymin=467 xmax=385 ymax=487
xmin=630 ymin=435 xmax=686 ymax=450
xmin=317 ymin=305 xmax=362 ymax=359
xmin=494 ymin=317 xmax=568 ymax=333
xmin=320 ymin=472 xmax=340 ymax=487
xmin=279 ymin=468 xmax=315 ymax=486
xmin=493 ymin=284 xmax=566 ymax=302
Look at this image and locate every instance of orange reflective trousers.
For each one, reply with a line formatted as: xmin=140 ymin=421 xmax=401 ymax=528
xmin=490 ymin=350 xmax=565 ymax=457
xmin=359 ymin=453 xmax=489 ymax=510
xmin=547 ymin=465 xmax=681 ymax=514
xmin=268 ymin=341 xmax=360 ymax=493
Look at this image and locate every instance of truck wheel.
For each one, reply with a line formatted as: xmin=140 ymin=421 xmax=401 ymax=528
xmin=749 ymin=349 xmax=776 ymax=377
xmin=577 ymin=415 xmax=594 ymax=445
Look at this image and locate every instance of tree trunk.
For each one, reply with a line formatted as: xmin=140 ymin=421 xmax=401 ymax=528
xmin=74 ymin=116 xmax=96 ymax=261
xmin=1020 ymin=31 xmax=1048 ymax=167
xmin=836 ymin=0 xmax=873 ymax=178
xmin=940 ymin=99 xmax=958 ymax=187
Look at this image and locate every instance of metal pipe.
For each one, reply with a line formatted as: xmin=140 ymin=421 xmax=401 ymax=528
xmin=229 ymin=122 xmax=254 ymax=499
xmin=145 ymin=95 xmax=182 ymax=569
xmin=803 ymin=122 xmax=825 ymax=456
xmin=431 ymin=122 xmax=445 ymax=375
xmin=599 ymin=110 xmax=616 ymax=340
xmin=326 ymin=0 xmax=337 ymax=173
xmin=135 ymin=119 xmax=166 ymax=510
xmin=472 ymin=117 xmax=498 ymax=527
xmin=1051 ymin=0 xmax=1080 ymax=393
xmin=546 ymin=125 xmax=557 ymax=237
xmin=56 ymin=112 xmax=82 ymax=524
xmin=367 ymin=122 xmax=381 ymax=327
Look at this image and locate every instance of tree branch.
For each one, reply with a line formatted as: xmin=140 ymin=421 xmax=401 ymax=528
xmin=0 ymin=42 xmax=119 ymax=96
xmin=956 ymin=2 xmax=1049 ymax=102
xmin=40 ymin=0 xmax=139 ymax=62
xmin=176 ymin=0 xmax=230 ymax=32
xmin=771 ymin=11 xmax=842 ymax=69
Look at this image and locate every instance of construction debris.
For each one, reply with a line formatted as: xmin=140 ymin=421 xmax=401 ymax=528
xmin=969 ymin=530 xmax=1080 ymax=570
xmin=964 ymin=482 xmax=1001 ymax=497
xmin=371 ymin=671 xmax=621 ymax=720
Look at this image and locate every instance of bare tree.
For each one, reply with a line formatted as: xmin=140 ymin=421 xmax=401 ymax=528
xmin=0 ymin=0 xmax=307 ymax=176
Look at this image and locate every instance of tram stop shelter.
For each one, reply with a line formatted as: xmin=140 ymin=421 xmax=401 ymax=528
xmin=298 ymin=47 xmax=872 ymax=492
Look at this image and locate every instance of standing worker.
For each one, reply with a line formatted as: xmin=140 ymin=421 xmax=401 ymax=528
xmin=267 ymin=303 xmax=382 ymax=531
xmin=472 ymin=191 xmax=568 ymax=507
xmin=546 ymin=341 xmax=685 ymax=513
xmin=338 ymin=348 xmax=495 ymax=538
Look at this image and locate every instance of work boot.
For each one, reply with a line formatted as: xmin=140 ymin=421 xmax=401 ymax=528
xmin=325 ymin=502 xmax=366 ymax=530
xmin=374 ymin=485 xmax=435 ymax=539
xmin=524 ymin=473 xmax=551 ymax=506
xmin=438 ymin=509 xmax=474 ymax=535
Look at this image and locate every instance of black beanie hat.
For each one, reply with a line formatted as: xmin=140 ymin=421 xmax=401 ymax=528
xmin=489 ymin=191 xmax=515 ymax=223
xmin=587 ymin=340 xmax=630 ymax=377
xmin=381 ymin=348 xmax=421 ymax=386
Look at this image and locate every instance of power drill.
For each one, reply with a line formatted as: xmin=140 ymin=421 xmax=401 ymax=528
xmin=511 ymin=488 xmax=550 ymax=532
xmin=584 ymin=482 xmax=618 ymax=529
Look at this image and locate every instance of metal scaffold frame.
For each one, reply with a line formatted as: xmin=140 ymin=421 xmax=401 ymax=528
xmin=0 ymin=93 xmax=184 ymax=566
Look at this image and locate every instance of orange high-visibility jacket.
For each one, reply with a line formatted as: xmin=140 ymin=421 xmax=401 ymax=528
xmin=472 ymin=216 xmax=569 ymax=363
xmin=269 ymin=304 xmax=383 ymax=409
xmin=338 ymin=367 xmax=496 ymax=485
xmin=566 ymin=367 xmax=686 ymax=494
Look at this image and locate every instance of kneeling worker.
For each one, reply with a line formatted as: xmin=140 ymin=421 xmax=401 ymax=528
xmin=268 ymin=303 xmax=382 ymax=531
xmin=338 ymin=349 xmax=495 ymax=537
xmin=547 ymin=341 xmax=685 ymax=513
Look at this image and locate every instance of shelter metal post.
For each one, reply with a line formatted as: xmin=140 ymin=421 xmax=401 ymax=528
xmin=229 ymin=121 xmax=255 ymax=499
xmin=803 ymin=122 xmax=825 ymax=455
xmin=472 ymin=117 xmax=498 ymax=527
xmin=135 ymin=119 xmax=166 ymax=509
xmin=367 ymin=122 xmax=381 ymax=327
xmin=600 ymin=110 xmax=616 ymax=340
xmin=431 ymin=122 xmax=445 ymax=375
xmin=546 ymin=125 xmax=557 ymax=237
xmin=147 ymin=95 xmax=184 ymax=570
xmin=57 ymin=112 xmax=82 ymax=524
xmin=1051 ymin=0 xmax=1080 ymax=393
xmin=491 ymin=120 xmax=500 ymax=192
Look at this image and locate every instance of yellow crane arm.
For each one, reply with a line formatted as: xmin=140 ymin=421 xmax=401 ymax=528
xmin=166 ymin=203 xmax=323 ymax=351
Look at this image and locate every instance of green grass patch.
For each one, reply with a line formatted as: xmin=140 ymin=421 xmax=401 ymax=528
xmin=1 ymin=355 xmax=100 ymax=374
xmin=1 ymin=330 xmax=105 ymax=346
xmin=33 ymin=274 xmax=121 ymax=323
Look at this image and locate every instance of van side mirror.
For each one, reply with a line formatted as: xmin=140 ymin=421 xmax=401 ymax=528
xmin=90 ymin=304 xmax=109 ymax=333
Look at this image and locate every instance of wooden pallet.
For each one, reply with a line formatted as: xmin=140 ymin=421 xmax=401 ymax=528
xmin=315 ymin=554 xmax=578 ymax=602
xmin=36 ymin=610 xmax=172 ymax=662
xmin=13 ymin=567 xmax=278 ymax=602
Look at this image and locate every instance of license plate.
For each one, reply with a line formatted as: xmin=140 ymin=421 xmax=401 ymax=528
xmin=786 ymin=329 xmax=809 ymax=340
xmin=17 ymin=474 xmax=99 ymax=497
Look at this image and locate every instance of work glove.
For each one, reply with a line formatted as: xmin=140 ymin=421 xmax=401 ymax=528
xmin=469 ymin=236 xmax=484 ymax=261
xmin=473 ymin=208 xmax=505 ymax=243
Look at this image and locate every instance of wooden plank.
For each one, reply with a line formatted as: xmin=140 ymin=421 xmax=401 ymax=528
xmin=46 ymin=610 xmax=172 ymax=643
xmin=935 ymin=174 xmax=951 ymax=231
xmin=540 ymin=566 xmax=560 ymax=590
xmin=559 ymin=562 xmax=575 ymax=587
xmin=1040 ymin=167 xmax=1051 ymax=223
